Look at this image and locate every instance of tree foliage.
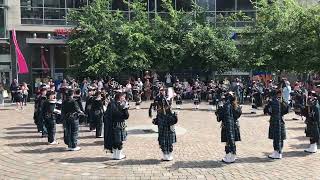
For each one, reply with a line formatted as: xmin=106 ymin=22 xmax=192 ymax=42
xmin=68 ymin=0 xmax=239 ymax=76
xmin=242 ymin=0 xmax=320 ymax=72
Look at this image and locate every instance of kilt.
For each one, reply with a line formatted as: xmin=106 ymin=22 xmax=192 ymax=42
xmin=156 ymin=113 xmax=177 ymax=148
xmin=221 ymin=124 xmax=241 ymax=142
xmin=113 ymin=128 xmax=127 ymax=144
xmin=268 ymin=118 xmax=286 ymax=140
xmin=305 ymin=121 xmax=320 ymax=139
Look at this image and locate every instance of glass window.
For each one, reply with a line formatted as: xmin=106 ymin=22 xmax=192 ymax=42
xmin=32 ymin=47 xmax=50 ymax=69
xmin=0 ymin=8 xmax=5 ymax=38
xmin=176 ymin=0 xmax=192 ymax=11
xmin=44 ymin=0 xmax=65 ymax=8
xmin=237 ymin=0 xmax=255 ymax=10
xmin=197 ymin=0 xmax=215 ymax=11
xmin=67 ymin=0 xmax=88 ymax=8
xmin=148 ymin=0 xmax=155 ymax=11
xmin=54 ymin=47 xmax=67 ymax=68
xmin=112 ymin=0 xmax=129 ymax=11
xmin=0 ymin=0 xmax=4 ymax=5
xmin=20 ymin=0 xmax=43 ymax=7
xmin=216 ymin=0 xmax=235 ymax=11
xmin=0 ymin=43 xmax=10 ymax=54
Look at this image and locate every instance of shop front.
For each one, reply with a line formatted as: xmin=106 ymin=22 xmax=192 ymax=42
xmin=26 ymin=37 xmax=70 ymax=91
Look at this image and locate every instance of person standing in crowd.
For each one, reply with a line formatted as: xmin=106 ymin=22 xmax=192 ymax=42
xmin=303 ymin=91 xmax=320 ymax=153
xmin=61 ymin=88 xmax=84 ymax=151
xmin=125 ymin=80 xmax=133 ymax=101
xmin=104 ymin=92 xmax=129 ymax=160
xmin=42 ymin=91 xmax=59 ymax=145
xmin=21 ymin=82 xmax=29 ymax=106
xmin=264 ymin=89 xmax=288 ymax=159
xmin=37 ymin=87 xmax=48 ymax=136
xmin=0 ymin=83 xmax=4 ymax=106
xmin=282 ymin=80 xmax=292 ymax=105
xmin=165 ymin=73 xmax=172 ymax=87
xmin=92 ymin=91 xmax=104 ymax=138
xmin=144 ymin=79 xmax=152 ymax=101
xmin=216 ymin=92 xmax=242 ymax=163
xmin=149 ymin=88 xmax=178 ymax=161
xmin=81 ymin=79 xmax=89 ymax=99
xmin=10 ymin=79 xmax=18 ymax=104
xmin=74 ymin=88 xmax=86 ymax=124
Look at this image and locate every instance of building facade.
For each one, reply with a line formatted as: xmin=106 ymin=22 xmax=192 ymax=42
xmin=5 ymin=0 xmax=315 ymax=89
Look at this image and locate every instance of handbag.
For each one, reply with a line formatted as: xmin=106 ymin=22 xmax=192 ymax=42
xmin=2 ymin=90 xmax=8 ymax=98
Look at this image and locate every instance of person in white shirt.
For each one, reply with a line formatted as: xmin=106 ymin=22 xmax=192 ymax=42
xmin=165 ymin=73 xmax=172 ymax=87
xmin=282 ymin=81 xmax=292 ymax=105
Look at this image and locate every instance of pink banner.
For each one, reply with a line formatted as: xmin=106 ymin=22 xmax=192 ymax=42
xmin=12 ymin=29 xmax=29 ymax=74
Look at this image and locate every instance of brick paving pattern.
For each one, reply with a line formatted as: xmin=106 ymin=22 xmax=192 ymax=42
xmin=0 ymin=102 xmax=320 ymax=179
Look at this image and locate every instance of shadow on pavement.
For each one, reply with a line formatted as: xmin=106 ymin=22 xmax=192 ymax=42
xmin=2 ymin=135 xmax=41 ymax=139
xmin=59 ymin=157 xmax=112 ymax=163
xmin=289 ymin=143 xmax=309 ymax=150
xmin=5 ymin=131 xmax=37 ymax=134
xmin=18 ymin=147 xmax=67 ymax=154
xmin=5 ymin=126 xmax=37 ymax=130
xmin=115 ymin=159 xmax=161 ymax=166
xmin=5 ymin=141 xmax=48 ymax=147
xmin=236 ymin=156 xmax=273 ymax=164
xmin=292 ymin=136 xmax=308 ymax=141
xmin=170 ymin=160 xmax=224 ymax=169
xmin=287 ymin=127 xmax=305 ymax=131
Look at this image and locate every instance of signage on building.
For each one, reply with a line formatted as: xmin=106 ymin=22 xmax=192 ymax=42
xmin=53 ymin=29 xmax=72 ymax=40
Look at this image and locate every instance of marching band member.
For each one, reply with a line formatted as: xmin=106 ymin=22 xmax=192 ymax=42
xmin=42 ymin=91 xmax=59 ymax=145
xmin=173 ymin=80 xmax=183 ymax=109
xmin=104 ymin=92 xmax=129 ymax=160
xmin=149 ymin=88 xmax=178 ymax=161
xmin=132 ymin=81 xmax=142 ymax=109
xmin=303 ymin=91 xmax=320 ymax=153
xmin=61 ymin=88 xmax=84 ymax=151
xmin=92 ymin=91 xmax=104 ymax=138
xmin=216 ymin=92 xmax=242 ymax=163
xmin=264 ymin=89 xmax=289 ymax=159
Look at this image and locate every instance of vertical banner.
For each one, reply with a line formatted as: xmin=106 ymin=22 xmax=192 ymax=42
xmin=12 ymin=29 xmax=29 ymax=74
xmin=41 ymin=48 xmax=50 ymax=74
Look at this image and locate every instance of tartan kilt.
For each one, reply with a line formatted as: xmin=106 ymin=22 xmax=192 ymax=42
xmin=305 ymin=121 xmax=320 ymax=139
xmin=158 ymin=126 xmax=177 ymax=147
xmin=268 ymin=120 xmax=286 ymax=140
xmin=221 ymin=125 xmax=241 ymax=142
xmin=113 ymin=127 xmax=127 ymax=144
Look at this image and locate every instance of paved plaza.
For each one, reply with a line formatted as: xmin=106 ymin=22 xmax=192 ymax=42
xmin=0 ymin=102 xmax=320 ymax=180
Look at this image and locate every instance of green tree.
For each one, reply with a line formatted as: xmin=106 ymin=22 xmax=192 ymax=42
xmin=242 ymin=0 xmax=320 ymax=72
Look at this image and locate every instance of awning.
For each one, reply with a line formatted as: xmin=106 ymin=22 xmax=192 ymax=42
xmin=26 ymin=38 xmax=67 ymax=45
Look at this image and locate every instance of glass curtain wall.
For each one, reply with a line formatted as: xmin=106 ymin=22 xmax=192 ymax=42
xmin=20 ymin=0 xmax=256 ymax=27
xmin=0 ymin=0 xmax=6 ymax=38
xmin=20 ymin=0 xmax=90 ymax=25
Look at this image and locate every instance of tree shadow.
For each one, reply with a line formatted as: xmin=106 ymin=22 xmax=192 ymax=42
xmin=59 ymin=157 xmax=112 ymax=163
xmin=170 ymin=160 xmax=224 ymax=169
xmin=17 ymin=147 xmax=67 ymax=154
xmin=5 ymin=141 xmax=48 ymax=147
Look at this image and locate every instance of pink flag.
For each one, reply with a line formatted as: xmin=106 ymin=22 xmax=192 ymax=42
xmin=12 ymin=29 xmax=29 ymax=74
xmin=41 ymin=48 xmax=49 ymax=73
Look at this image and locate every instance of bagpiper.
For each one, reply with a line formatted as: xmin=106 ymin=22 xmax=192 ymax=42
xmin=132 ymin=81 xmax=142 ymax=110
xmin=173 ymin=80 xmax=183 ymax=109
xmin=264 ymin=89 xmax=289 ymax=159
xmin=104 ymin=92 xmax=129 ymax=160
xmin=149 ymin=88 xmax=178 ymax=161
xmin=216 ymin=92 xmax=242 ymax=163
xmin=92 ymin=91 xmax=104 ymax=138
xmin=303 ymin=91 xmax=320 ymax=153
xmin=42 ymin=90 xmax=59 ymax=145
xmin=61 ymin=88 xmax=84 ymax=151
